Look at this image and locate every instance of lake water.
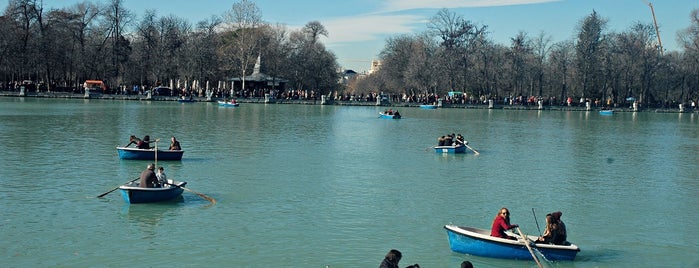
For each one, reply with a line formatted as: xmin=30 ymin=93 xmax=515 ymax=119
xmin=1 ymin=97 xmax=698 ymax=267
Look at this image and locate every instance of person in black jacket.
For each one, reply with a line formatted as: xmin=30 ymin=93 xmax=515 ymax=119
xmin=139 ymin=163 xmax=158 ymax=188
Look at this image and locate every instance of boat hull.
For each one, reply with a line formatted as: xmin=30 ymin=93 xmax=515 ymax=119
xmin=119 ymin=180 xmax=186 ymax=203
xmin=116 ymin=147 xmax=184 ymax=160
xmin=379 ymin=112 xmax=401 ymax=119
xmin=420 ymin=104 xmax=437 ymax=109
xmin=218 ymin=101 xmax=239 ymax=107
xmin=444 ymin=225 xmax=579 ymax=261
xmin=434 ymin=145 xmax=467 ymax=154
xmin=599 ymin=110 xmax=613 ymax=115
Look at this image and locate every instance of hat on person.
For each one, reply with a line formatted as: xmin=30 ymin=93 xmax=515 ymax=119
xmin=551 ymin=211 xmax=562 ymax=221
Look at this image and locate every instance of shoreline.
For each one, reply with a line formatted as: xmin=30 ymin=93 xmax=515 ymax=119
xmin=0 ymin=91 xmax=693 ymax=113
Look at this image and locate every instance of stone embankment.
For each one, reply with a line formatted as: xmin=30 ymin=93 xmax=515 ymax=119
xmin=0 ymin=91 xmax=692 ymax=113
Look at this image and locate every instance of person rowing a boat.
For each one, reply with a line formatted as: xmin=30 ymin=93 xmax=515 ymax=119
xmin=137 ymin=135 xmax=154 ymax=149
xmin=455 ymin=134 xmax=467 ymax=146
xmin=139 ymin=163 xmax=158 ymax=188
xmin=124 ymin=135 xmax=142 ymax=147
xmin=491 ymin=207 xmax=519 ymax=240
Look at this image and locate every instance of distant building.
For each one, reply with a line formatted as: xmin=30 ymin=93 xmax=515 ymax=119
xmin=339 ymin=69 xmax=358 ymax=85
xmin=368 ymin=59 xmax=382 ymax=75
xmin=229 ymin=55 xmax=287 ymax=92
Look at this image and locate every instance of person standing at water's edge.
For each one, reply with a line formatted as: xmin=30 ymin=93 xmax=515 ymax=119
xmin=491 ymin=207 xmax=518 ymax=239
xmin=139 ymin=163 xmax=158 ymax=188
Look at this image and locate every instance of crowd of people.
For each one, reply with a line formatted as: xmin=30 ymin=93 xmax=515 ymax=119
xmin=436 ymin=133 xmax=466 ymax=147
xmin=490 ymin=207 xmax=569 ymax=245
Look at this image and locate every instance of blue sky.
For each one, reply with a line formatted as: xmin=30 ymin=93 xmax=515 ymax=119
xmin=4 ymin=0 xmax=697 ymax=72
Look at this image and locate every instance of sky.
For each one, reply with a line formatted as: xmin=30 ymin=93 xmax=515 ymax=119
xmin=3 ymin=0 xmax=698 ymax=72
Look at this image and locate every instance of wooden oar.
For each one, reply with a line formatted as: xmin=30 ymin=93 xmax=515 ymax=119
xmin=154 ymin=138 xmax=160 ymax=168
xmin=517 ymin=227 xmax=543 ymax=268
xmin=97 ymin=177 xmax=139 ymax=198
xmin=167 ymin=183 xmax=216 ymax=204
xmin=464 ymin=144 xmax=480 ymax=155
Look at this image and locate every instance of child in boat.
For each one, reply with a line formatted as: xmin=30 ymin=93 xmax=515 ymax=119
xmin=156 ymin=166 xmax=167 ymax=187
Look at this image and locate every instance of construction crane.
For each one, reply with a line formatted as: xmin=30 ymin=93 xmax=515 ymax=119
xmin=645 ymin=1 xmax=663 ymax=54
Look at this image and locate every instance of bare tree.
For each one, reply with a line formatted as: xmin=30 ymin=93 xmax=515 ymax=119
xmin=532 ymin=32 xmax=552 ymax=97
xmin=678 ymin=9 xmax=699 ymax=102
xmin=549 ymin=41 xmax=574 ymax=104
xmin=222 ymin=0 xmax=262 ymax=93
xmin=103 ymin=0 xmax=133 ymax=86
xmin=427 ymin=8 xmax=487 ymax=93
xmin=287 ymin=21 xmax=339 ymax=96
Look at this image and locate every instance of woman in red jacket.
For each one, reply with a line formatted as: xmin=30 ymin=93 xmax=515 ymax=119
xmin=491 ymin=207 xmax=519 ymax=239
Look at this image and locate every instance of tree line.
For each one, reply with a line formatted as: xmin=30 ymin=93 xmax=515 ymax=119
xmin=2 ymin=0 xmax=699 ymax=108
xmin=0 ymin=0 xmax=340 ymax=96
xmin=356 ymin=8 xmax=699 ymax=108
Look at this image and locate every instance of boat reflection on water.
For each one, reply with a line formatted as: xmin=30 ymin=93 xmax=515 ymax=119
xmin=121 ymin=198 xmax=184 ymax=224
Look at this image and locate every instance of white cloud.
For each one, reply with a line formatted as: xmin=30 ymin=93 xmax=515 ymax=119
xmin=381 ymin=0 xmax=560 ymax=12
xmin=320 ymin=14 xmax=425 ymax=44
xmin=307 ymin=0 xmax=561 ymax=70
xmin=316 ymin=0 xmax=559 ymax=45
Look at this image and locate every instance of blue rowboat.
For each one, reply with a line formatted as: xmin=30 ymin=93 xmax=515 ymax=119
xmin=444 ymin=225 xmax=580 ymax=261
xmin=434 ymin=144 xmax=467 ymax=154
xmin=379 ymin=112 xmax=401 ymax=119
xmin=116 ymin=147 xmax=184 ymax=160
xmin=420 ymin=104 xmax=438 ymax=109
xmin=599 ymin=110 xmax=613 ymax=115
xmin=119 ymin=180 xmax=186 ymax=204
xmin=218 ymin=100 xmax=239 ymax=107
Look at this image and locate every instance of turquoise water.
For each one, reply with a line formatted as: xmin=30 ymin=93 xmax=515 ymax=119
xmin=1 ymin=97 xmax=698 ymax=267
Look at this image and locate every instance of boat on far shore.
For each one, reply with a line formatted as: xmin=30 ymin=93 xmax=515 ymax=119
xmin=420 ymin=104 xmax=438 ymax=109
xmin=218 ymin=100 xmax=239 ymax=107
xmin=379 ymin=112 xmax=401 ymax=119
xmin=599 ymin=109 xmax=613 ymax=115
